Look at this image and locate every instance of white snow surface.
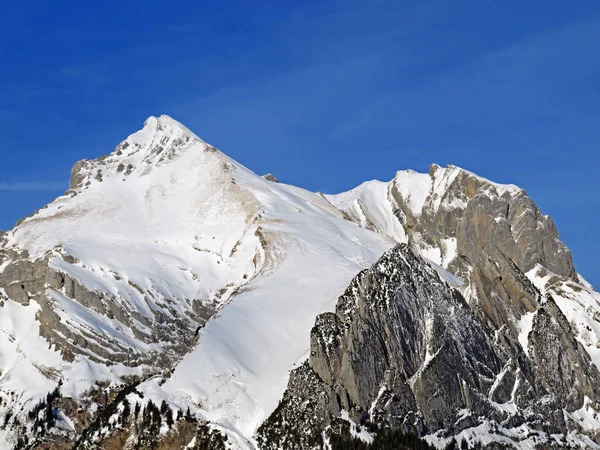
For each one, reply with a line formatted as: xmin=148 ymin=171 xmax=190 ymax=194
xmin=515 ymin=311 xmax=535 ymax=356
xmin=392 ymin=170 xmax=432 ymax=215
xmin=426 ymin=420 xmax=600 ymax=450
xmin=324 ymin=179 xmax=406 ymax=243
xmin=568 ymin=396 xmax=600 ymax=431
xmin=340 ymin=410 xmax=374 ymax=444
xmin=0 ymin=115 xmax=598 ymax=448
xmin=0 ymin=115 xmax=391 ymax=447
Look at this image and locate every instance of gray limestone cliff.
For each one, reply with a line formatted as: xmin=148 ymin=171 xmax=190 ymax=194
xmin=258 ymin=244 xmax=600 ymax=449
xmin=1 ymin=116 xmax=598 ymax=449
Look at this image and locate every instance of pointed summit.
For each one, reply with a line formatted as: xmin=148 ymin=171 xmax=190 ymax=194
xmin=70 ymin=115 xmax=217 ymax=190
xmin=124 ymin=114 xmax=207 ymax=157
xmin=0 ymin=113 xmax=597 ymax=449
xmin=0 ymin=114 xmax=392 ymax=449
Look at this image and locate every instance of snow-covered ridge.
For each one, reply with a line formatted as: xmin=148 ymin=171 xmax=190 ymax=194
xmin=68 ymin=114 xmax=233 ymax=192
xmin=0 ymin=115 xmax=597 ymax=449
xmin=0 ymin=115 xmax=392 ymax=448
xmin=327 ymin=163 xmax=523 ymax=234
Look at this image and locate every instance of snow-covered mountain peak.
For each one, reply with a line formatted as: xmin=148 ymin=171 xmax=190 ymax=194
xmin=328 ymin=161 xmax=572 ymax=282
xmin=127 ymin=114 xmax=207 ymax=155
xmin=385 ymin=164 xmax=524 ymax=220
xmin=1 ymin=116 xmax=597 ymax=449
xmin=69 ymin=115 xmax=229 ymax=191
xmin=0 ymin=117 xmax=392 ymax=448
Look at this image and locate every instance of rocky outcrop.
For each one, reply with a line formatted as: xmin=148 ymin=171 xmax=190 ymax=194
xmin=0 ymin=246 xmax=211 ymax=367
xmin=261 ymin=173 xmax=279 ymax=183
xmin=331 ymin=164 xmax=580 ymax=366
xmin=258 ymin=245 xmax=600 ymax=448
xmin=0 ymin=252 xmax=48 ymax=305
xmin=69 ymin=159 xmax=91 ymax=190
xmin=338 ymin=164 xmax=576 ymax=282
xmin=529 ymin=297 xmax=600 ymax=411
xmin=257 ymin=362 xmax=334 ymax=449
xmin=2 ymin=115 xmax=597 ymax=449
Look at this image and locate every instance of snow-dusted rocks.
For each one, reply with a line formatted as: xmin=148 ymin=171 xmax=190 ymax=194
xmin=0 ymin=116 xmax=391 ymax=448
xmin=259 ymin=163 xmax=600 ymax=448
xmin=0 ymin=115 xmax=599 ymax=449
xmin=328 ymin=163 xmax=575 ymax=283
xmin=260 ymin=245 xmax=600 ymax=449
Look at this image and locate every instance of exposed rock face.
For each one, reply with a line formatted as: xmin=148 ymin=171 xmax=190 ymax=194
xmin=0 ymin=115 xmax=392 ymax=449
xmin=529 ymin=298 xmax=600 ymax=411
xmin=258 ymin=245 xmax=600 ymax=449
xmin=314 ymin=246 xmax=502 ymax=430
xmin=261 ymin=173 xmax=279 ymax=183
xmin=1 ymin=116 xmax=599 ymax=449
xmin=256 ymin=362 xmax=335 ymax=449
xmin=0 ymin=245 xmax=210 ymax=367
xmin=69 ymin=159 xmax=90 ymax=190
xmin=329 ymin=164 xmax=576 ymax=284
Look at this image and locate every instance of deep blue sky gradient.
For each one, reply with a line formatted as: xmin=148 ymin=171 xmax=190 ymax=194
xmin=1 ymin=0 xmax=599 ymax=285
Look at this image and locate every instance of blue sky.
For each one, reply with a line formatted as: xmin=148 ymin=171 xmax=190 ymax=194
xmin=1 ymin=0 xmax=599 ymax=286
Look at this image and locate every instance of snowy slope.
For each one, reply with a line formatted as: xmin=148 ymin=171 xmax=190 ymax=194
xmin=0 ymin=115 xmax=598 ymax=449
xmin=325 ymin=179 xmax=407 ymax=243
xmin=7 ymin=116 xmax=265 ymax=307
xmin=0 ymin=115 xmax=391 ymax=448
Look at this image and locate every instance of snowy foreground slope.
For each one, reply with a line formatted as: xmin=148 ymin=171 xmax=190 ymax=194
xmin=0 ymin=116 xmax=392 ymax=448
xmin=0 ymin=115 xmax=599 ymax=449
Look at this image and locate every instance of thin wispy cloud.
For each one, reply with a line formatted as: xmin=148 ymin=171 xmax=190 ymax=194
xmin=0 ymin=181 xmax=65 ymax=192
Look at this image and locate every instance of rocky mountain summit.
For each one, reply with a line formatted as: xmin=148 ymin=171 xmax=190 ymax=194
xmin=258 ymin=163 xmax=600 ymax=449
xmin=258 ymin=245 xmax=600 ymax=449
xmin=0 ymin=116 xmax=599 ymax=449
